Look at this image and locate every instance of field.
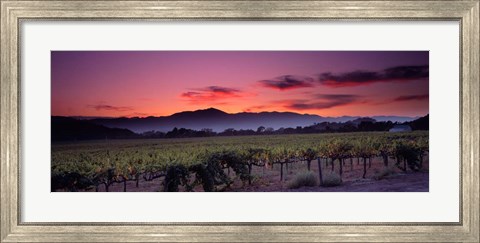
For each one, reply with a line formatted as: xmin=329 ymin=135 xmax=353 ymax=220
xmin=51 ymin=131 xmax=429 ymax=192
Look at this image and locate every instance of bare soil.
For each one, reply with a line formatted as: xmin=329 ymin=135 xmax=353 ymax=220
xmin=93 ymin=156 xmax=429 ymax=192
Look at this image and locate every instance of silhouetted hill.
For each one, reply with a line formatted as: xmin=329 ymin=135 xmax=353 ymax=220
xmin=88 ymin=108 xmax=418 ymax=133
xmin=406 ymin=114 xmax=429 ymax=130
xmin=170 ymin=107 xmax=228 ymax=119
xmin=52 ymin=116 xmax=138 ymax=141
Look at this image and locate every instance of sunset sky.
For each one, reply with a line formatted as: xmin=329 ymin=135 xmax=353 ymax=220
xmin=51 ymin=51 xmax=428 ymax=118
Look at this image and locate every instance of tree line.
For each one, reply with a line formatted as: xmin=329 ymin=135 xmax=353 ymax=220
xmin=52 ymin=115 xmax=428 ymax=141
xmin=142 ymin=115 xmax=428 ymax=139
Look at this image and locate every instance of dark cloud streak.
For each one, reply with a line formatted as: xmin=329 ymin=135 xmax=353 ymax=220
xmin=88 ymin=104 xmax=133 ymax=112
xmin=200 ymin=86 xmax=240 ymax=94
xmin=259 ymin=75 xmax=314 ymax=90
xmin=318 ymin=65 xmax=429 ymax=87
xmin=284 ymin=94 xmax=360 ymax=110
xmin=393 ymin=94 xmax=429 ymax=102
xmin=180 ymin=85 xmax=244 ymax=103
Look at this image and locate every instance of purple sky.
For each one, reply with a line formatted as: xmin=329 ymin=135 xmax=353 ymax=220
xmin=51 ymin=51 xmax=429 ymax=117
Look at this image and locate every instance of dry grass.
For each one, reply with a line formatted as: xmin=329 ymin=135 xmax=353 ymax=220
xmin=321 ymin=171 xmax=342 ymax=187
xmin=373 ymin=165 xmax=397 ymax=180
xmin=287 ymin=170 xmax=318 ymax=189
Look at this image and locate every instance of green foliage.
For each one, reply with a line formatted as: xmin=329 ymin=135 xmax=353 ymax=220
xmin=324 ymin=139 xmax=353 ymax=159
xmin=190 ymin=152 xmax=230 ymax=192
xmin=287 ymin=170 xmax=317 ymax=189
xmin=164 ymin=164 xmax=190 ymax=192
xmin=303 ymin=148 xmax=317 ymax=161
xmin=391 ymin=140 xmax=421 ymax=171
xmin=210 ymin=150 xmax=249 ymax=183
xmin=51 ymin=131 xmax=428 ymax=191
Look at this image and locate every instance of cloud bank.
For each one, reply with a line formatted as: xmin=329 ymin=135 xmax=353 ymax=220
xmin=318 ymin=65 xmax=429 ymax=87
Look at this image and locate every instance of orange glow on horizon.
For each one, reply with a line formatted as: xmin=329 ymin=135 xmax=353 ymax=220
xmin=52 ymin=51 xmax=429 ymax=119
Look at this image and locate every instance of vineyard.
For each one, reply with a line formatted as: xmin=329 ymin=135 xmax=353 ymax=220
xmin=51 ymin=131 xmax=429 ymax=192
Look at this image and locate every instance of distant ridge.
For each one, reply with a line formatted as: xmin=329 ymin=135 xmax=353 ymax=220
xmin=52 ymin=116 xmax=138 ymax=141
xmin=84 ymin=108 xmax=419 ymax=133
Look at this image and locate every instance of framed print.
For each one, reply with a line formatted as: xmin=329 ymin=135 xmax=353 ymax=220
xmin=1 ymin=0 xmax=479 ymax=242
xmin=50 ymin=50 xmax=430 ymax=193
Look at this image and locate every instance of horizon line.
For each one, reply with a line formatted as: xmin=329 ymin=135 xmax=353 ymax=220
xmin=52 ymin=107 xmax=427 ymax=119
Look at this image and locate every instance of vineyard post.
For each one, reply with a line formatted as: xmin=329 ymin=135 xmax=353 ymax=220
xmin=317 ymin=157 xmax=323 ymax=186
xmin=350 ymin=158 xmax=353 ymax=171
xmin=280 ymin=162 xmax=284 ymax=181
xmin=331 ymin=158 xmax=335 ymax=172
xmin=382 ymin=154 xmax=389 ymax=167
xmin=368 ymin=157 xmax=372 ymax=168
xmin=363 ymin=157 xmax=367 ymax=179
xmin=248 ymin=163 xmax=253 ymax=185
xmin=163 ymin=177 xmax=169 ymax=192
xmin=339 ymin=158 xmax=343 ymax=176
xmin=123 ymin=177 xmax=127 ymax=192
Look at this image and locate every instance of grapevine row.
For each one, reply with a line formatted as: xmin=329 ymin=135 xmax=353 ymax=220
xmin=51 ymin=131 xmax=428 ymax=191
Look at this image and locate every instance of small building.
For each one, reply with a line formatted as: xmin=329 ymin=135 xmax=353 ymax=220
xmin=389 ymin=125 xmax=412 ymax=132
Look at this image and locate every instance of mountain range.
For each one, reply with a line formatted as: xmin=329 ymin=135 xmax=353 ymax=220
xmin=85 ymin=108 xmax=419 ymax=133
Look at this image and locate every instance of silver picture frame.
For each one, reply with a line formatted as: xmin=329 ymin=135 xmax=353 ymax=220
xmin=1 ymin=1 xmax=478 ymax=242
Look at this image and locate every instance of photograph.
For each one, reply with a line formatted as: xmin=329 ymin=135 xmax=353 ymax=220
xmin=51 ymin=51 xmax=429 ymax=192
xmin=2 ymin=0 xmax=477 ymax=241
